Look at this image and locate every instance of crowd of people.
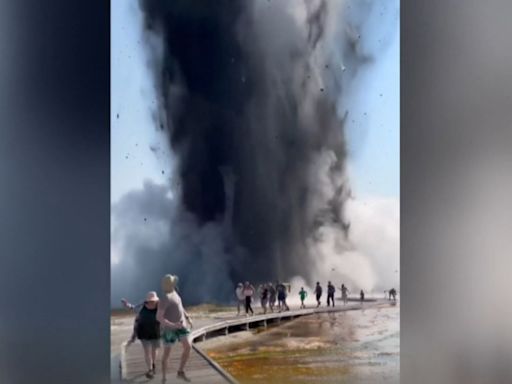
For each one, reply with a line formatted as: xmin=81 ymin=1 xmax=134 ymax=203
xmin=235 ymin=281 xmax=290 ymax=316
xmin=235 ymin=281 xmax=400 ymax=312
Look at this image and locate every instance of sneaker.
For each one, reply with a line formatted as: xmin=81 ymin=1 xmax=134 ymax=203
xmin=177 ymin=371 xmax=191 ymax=382
xmin=145 ymin=370 xmax=154 ymax=379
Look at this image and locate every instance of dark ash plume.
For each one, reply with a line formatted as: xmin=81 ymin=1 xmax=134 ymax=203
xmin=112 ymin=0 xmax=391 ymax=304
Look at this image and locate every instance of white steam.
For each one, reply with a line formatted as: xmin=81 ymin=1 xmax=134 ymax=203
xmin=306 ymin=194 xmax=399 ymax=293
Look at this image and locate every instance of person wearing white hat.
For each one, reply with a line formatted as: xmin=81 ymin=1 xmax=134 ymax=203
xmin=157 ymin=274 xmax=193 ymax=382
xmin=122 ymin=291 xmax=161 ymax=379
xmin=120 ymin=298 xmax=143 ymax=348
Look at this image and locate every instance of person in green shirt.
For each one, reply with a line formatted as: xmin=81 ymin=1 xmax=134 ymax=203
xmin=299 ymin=287 xmax=308 ymax=309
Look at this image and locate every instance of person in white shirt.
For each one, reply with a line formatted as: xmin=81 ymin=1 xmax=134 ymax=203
xmin=235 ymin=283 xmax=245 ymax=315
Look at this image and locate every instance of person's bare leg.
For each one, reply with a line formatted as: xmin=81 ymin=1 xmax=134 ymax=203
xmin=161 ymin=346 xmax=172 ymax=381
xmin=143 ymin=344 xmax=152 ymax=371
xmin=151 ymin=344 xmax=157 ymax=372
xmin=176 ymin=337 xmax=192 ymax=381
xmin=142 ymin=343 xmax=155 ymax=378
xmin=178 ymin=337 xmax=191 ymax=372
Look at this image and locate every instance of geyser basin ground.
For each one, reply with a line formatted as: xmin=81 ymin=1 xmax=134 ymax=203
xmin=200 ymin=305 xmax=399 ymax=383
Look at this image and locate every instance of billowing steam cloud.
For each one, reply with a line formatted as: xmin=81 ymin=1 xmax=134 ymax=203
xmin=111 ymin=0 xmax=398 ymax=305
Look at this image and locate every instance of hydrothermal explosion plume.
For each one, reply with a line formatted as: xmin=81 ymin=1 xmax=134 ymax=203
xmin=111 ymin=0 xmax=398 ymax=305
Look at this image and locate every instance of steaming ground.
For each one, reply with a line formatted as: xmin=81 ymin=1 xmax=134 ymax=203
xmin=111 ymin=0 xmax=399 ymax=305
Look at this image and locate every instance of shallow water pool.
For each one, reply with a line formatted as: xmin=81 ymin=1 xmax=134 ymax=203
xmin=203 ymin=305 xmax=399 ymax=383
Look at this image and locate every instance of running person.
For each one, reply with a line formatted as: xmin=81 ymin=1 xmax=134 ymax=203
xmin=389 ymin=288 xmax=397 ymax=302
xmin=327 ymin=281 xmax=335 ymax=307
xmin=299 ymin=287 xmax=308 ymax=309
xmin=268 ymin=283 xmax=277 ymax=313
xmin=340 ymin=284 xmax=349 ymax=305
xmin=157 ymin=274 xmax=193 ymax=382
xmin=235 ymin=283 xmax=245 ymax=315
xmin=315 ymin=282 xmax=323 ymax=307
xmin=260 ymin=284 xmax=269 ymax=314
xmin=276 ymin=282 xmax=290 ymax=311
xmin=243 ymin=281 xmax=255 ymax=315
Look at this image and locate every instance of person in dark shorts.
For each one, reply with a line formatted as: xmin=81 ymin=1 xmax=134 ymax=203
xmin=260 ymin=284 xmax=269 ymax=314
xmin=315 ymin=282 xmax=323 ymax=307
xmin=276 ymin=282 xmax=290 ymax=311
xmin=327 ymin=281 xmax=336 ymax=307
xmin=268 ymin=283 xmax=277 ymax=313
xmin=299 ymin=287 xmax=308 ymax=309
xmin=124 ymin=291 xmax=161 ymax=379
xmin=158 ymin=275 xmax=194 ymax=382
xmin=243 ymin=281 xmax=255 ymax=315
xmin=360 ymin=289 xmax=365 ymax=303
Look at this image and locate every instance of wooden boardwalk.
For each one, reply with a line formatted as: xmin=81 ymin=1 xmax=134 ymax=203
xmin=120 ymin=315 xmax=238 ymax=384
xmin=121 ymin=343 xmax=234 ymax=383
xmin=120 ymin=300 xmax=391 ymax=383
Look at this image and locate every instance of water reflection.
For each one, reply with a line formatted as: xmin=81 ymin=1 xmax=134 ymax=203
xmin=204 ymin=306 xmax=399 ymax=383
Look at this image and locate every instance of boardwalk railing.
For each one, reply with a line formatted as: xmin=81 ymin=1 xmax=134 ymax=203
xmin=189 ymin=303 xmax=363 ymax=344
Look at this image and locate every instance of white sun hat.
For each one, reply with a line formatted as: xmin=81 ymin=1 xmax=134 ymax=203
xmin=145 ymin=291 xmax=159 ymax=302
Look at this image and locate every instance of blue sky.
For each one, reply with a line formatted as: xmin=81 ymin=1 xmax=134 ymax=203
xmin=345 ymin=21 xmax=400 ymax=199
xmin=111 ymin=1 xmax=399 ymax=203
